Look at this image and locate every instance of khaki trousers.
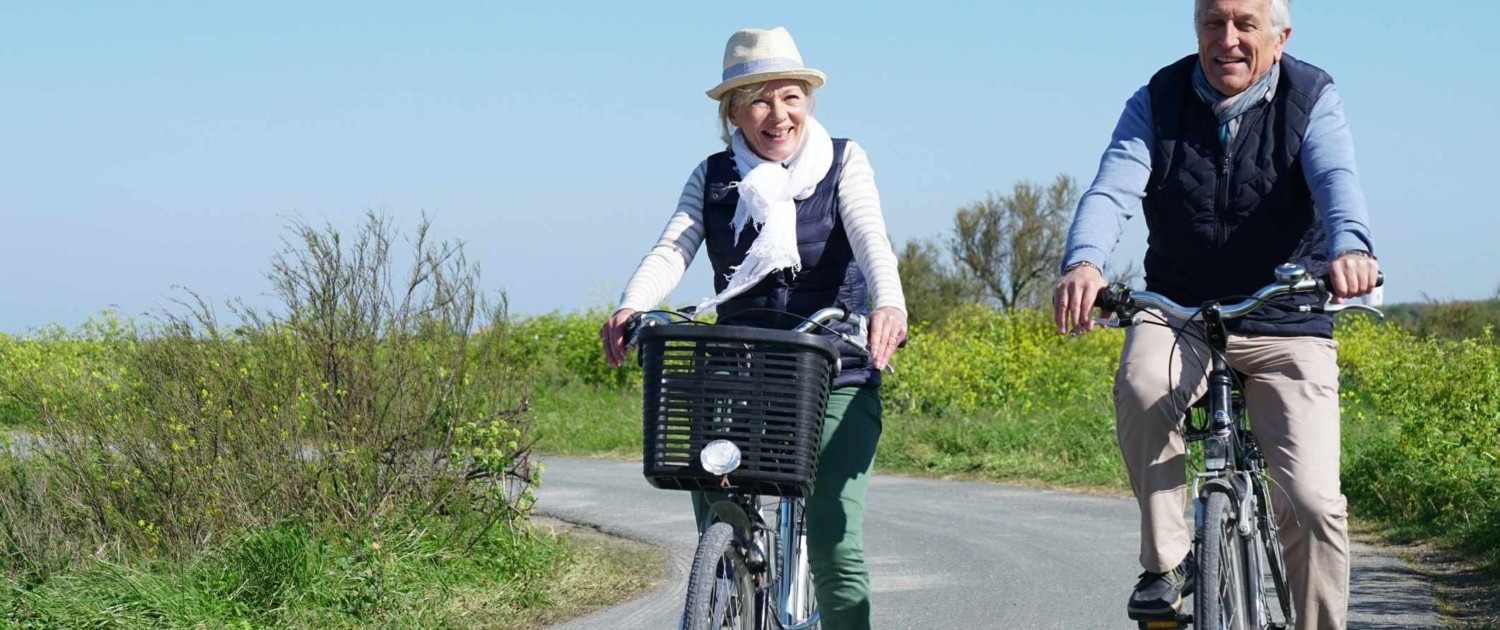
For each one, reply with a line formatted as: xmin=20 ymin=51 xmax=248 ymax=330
xmin=1114 ymin=321 xmax=1348 ymax=629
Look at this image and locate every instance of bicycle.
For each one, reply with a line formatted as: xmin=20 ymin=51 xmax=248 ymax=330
xmin=1093 ymin=263 xmax=1383 ymax=630
xmin=625 ymin=307 xmax=873 ymax=630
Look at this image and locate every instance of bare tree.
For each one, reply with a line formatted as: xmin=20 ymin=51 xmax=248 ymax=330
xmin=896 ymin=237 xmax=976 ymax=324
xmin=949 ymin=174 xmax=1078 ymax=311
xmin=1107 ymin=259 xmax=1144 ymax=289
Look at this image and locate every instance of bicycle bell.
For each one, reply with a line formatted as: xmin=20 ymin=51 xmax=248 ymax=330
xmin=1274 ymin=263 xmax=1307 ymax=285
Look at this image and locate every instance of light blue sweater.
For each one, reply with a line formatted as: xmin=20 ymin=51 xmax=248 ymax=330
xmin=1061 ymin=82 xmax=1376 ymax=273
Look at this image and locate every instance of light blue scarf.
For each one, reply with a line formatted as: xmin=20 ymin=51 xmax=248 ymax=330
xmin=1192 ymin=61 xmax=1280 ymax=145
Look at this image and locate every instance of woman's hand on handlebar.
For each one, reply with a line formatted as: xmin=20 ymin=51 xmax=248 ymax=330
xmin=1052 ymin=263 xmax=1109 ymax=335
xmin=1328 ymin=252 xmax=1380 ymax=303
xmin=869 ymin=306 xmax=907 ymax=370
xmin=600 ymin=308 xmax=636 ymax=368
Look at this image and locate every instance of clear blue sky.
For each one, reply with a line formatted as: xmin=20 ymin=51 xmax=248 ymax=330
xmin=3 ymin=1 xmax=1496 ymax=332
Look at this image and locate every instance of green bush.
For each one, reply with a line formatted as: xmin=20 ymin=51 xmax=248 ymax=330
xmin=883 ymin=304 xmax=1120 ymax=416
xmin=1339 ymin=316 xmax=1500 ymax=566
xmin=0 ymin=215 xmax=538 ymax=580
xmin=1384 ymin=297 xmax=1500 ymax=343
xmin=503 ymin=309 xmax=640 ymax=390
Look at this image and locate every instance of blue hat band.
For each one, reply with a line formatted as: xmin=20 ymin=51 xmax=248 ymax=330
xmin=721 ymin=57 xmax=804 ymax=82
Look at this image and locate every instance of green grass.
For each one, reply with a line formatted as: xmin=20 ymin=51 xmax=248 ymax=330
xmin=517 ymin=518 xmax=664 ymax=628
xmin=0 ymin=517 xmax=659 ymax=629
xmin=530 ymin=382 xmax=642 ymax=459
xmin=875 ymin=405 xmax=1125 ymax=490
xmin=526 ymin=380 xmax=1420 ymax=500
xmin=529 ymin=381 xmax=1129 ymax=490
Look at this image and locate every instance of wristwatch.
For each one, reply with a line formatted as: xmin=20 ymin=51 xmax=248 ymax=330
xmin=1062 ymin=261 xmax=1102 ymax=275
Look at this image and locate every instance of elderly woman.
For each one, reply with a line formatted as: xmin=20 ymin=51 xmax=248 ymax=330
xmin=599 ymin=26 xmax=906 ymax=630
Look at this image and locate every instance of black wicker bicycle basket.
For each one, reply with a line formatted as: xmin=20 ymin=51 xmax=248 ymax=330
xmin=638 ymin=323 xmax=839 ymax=497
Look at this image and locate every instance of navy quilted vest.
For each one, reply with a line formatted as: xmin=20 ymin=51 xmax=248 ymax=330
xmin=1145 ymin=54 xmax=1334 ymax=337
xmin=702 ymin=139 xmax=878 ymax=389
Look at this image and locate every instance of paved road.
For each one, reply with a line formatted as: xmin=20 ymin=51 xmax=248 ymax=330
xmin=538 ymin=457 xmax=1440 ymax=629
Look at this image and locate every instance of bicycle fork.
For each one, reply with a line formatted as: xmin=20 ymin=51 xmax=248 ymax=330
xmin=775 ymin=496 xmax=819 ymax=630
xmin=713 ymin=496 xmax=820 ymax=630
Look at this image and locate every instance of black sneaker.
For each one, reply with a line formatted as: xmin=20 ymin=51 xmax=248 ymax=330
xmin=1127 ymin=553 xmax=1195 ymax=619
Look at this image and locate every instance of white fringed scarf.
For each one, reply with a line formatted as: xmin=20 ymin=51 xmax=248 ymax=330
xmin=697 ymin=116 xmax=834 ymax=313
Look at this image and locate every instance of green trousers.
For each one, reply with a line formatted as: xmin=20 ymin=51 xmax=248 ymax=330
xmin=691 ymin=386 xmax=883 ymax=630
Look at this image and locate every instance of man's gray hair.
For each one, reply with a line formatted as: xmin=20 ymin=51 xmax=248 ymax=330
xmin=1196 ymin=0 xmax=1293 ymax=30
xmin=1269 ymin=0 xmax=1292 ymax=29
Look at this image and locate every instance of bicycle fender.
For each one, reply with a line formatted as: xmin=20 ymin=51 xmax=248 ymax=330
xmin=1199 ymin=477 xmax=1239 ymax=501
xmin=1195 ymin=478 xmax=1240 ymax=534
xmin=710 ymin=499 xmax=754 ymax=535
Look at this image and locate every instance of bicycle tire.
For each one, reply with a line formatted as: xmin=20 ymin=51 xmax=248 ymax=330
xmin=1196 ymin=492 xmax=1250 ymax=630
xmin=684 ymin=522 xmax=754 ymax=630
xmin=1253 ymin=478 xmax=1295 ymax=628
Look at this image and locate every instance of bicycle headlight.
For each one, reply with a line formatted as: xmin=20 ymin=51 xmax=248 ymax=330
xmin=700 ymin=440 xmax=742 ymax=476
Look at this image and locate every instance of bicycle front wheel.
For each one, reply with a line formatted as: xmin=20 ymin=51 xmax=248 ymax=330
xmin=684 ymin=522 xmax=754 ymax=630
xmin=1196 ymin=492 xmax=1249 ymax=630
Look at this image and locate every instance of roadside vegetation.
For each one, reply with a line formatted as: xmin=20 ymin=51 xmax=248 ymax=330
xmin=0 ymin=215 xmax=656 ymax=628
xmin=2 ymin=182 xmax=1496 ymax=624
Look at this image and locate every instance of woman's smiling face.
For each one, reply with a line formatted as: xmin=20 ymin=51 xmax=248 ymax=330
xmin=729 ymin=79 xmax=809 ymax=162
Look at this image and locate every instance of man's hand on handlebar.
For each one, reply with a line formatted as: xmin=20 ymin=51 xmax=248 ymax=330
xmin=868 ymin=306 xmax=907 ymax=371
xmin=1052 ymin=263 xmax=1109 ymax=335
xmin=1328 ymin=252 xmax=1380 ymax=304
xmin=600 ymin=308 xmax=636 ymax=368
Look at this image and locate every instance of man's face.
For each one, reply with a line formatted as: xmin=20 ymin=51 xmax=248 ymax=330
xmin=1197 ymin=0 xmax=1291 ymax=96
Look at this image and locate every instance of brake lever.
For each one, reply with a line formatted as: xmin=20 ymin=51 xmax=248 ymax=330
xmin=837 ymin=333 xmax=894 ymax=373
xmin=1091 ymin=312 xmax=1145 ymax=328
xmin=1304 ymin=302 xmax=1386 ymax=318
xmin=624 ymin=312 xmax=673 ymax=350
xmin=839 ymin=315 xmax=904 ymax=373
xmin=622 ymin=313 xmax=643 ymax=350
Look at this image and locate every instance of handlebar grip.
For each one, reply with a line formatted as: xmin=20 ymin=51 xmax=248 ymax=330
xmin=1316 ymin=271 xmax=1385 ymax=295
xmin=622 ymin=312 xmax=644 ymax=348
xmin=1093 ymin=283 xmax=1130 ymax=311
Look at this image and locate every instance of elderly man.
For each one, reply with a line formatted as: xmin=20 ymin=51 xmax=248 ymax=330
xmin=1052 ymin=0 xmax=1379 ymax=627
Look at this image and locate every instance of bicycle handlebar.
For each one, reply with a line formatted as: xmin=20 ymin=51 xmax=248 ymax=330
xmin=624 ymin=307 xmax=874 ymax=355
xmin=1093 ymin=263 xmax=1385 ymax=326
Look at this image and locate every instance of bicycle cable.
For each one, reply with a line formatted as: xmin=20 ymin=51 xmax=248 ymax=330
xmin=715 ymin=307 xmax=859 ymax=340
xmin=1152 ymin=291 xmax=1332 ymax=445
xmin=1135 ymin=306 xmax=1249 ymax=431
xmin=1130 ymin=308 xmax=1214 ymax=427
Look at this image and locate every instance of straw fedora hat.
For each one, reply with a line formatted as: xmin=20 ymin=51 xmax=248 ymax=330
xmin=706 ymin=27 xmax=827 ymax=100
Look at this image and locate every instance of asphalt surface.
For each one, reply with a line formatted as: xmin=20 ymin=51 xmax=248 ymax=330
xmin=538 ymin=456 xmax=1441 ymax=629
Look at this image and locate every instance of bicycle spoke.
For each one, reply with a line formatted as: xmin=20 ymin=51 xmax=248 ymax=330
xmin=712 ymin=574 xmax=733 ymax=625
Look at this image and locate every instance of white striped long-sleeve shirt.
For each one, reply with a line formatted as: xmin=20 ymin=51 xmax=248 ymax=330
xmin=618 ymin=140 xmax=906 ymax=315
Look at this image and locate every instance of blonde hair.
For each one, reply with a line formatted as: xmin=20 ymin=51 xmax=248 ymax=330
xmin=716 ymin=79 xmax=817 ymax=146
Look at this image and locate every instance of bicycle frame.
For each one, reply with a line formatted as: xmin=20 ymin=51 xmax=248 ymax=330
xmin=1183 ymin=303 xmax=1289 ymax=630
